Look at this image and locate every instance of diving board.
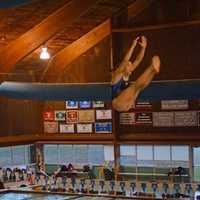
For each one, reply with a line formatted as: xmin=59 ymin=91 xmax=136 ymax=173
xmin=0 ymin=80 xmax=200 ymax=101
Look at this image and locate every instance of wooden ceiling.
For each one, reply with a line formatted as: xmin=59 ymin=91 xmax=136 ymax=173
xmin=0 ymin=0 xmax=199 ymax=82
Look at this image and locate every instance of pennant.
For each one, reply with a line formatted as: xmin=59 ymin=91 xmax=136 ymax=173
xmin=66 ymin=110 xmax=78 ymax=123
xmin=66 ymin=101 xmax=78 ymax=109
xmin=120 ymin=113 xmax=135 ymax=124
xmin=199 ymin=111 xmax=200 ymax=126
xmin=60 ymin=124 xmax=74 ymax=133
xmin=135 ymin=101 xmax=152 ymax=109
xmin=43 ymin=111 xmax=54 ymax=121
xmin=77 ymin=124 xmax=93 ymax=133
xmin=44 ymin=121 xmax=58 ymax=133
xmin=78 ymin=110 xmax=95 ymax=123
xmin=153 ymin=112 xmax=174 ymax=127
xmin=95 ymin=122 xmax=112 ymax=133
xmin=135 ymin=112 xmax=152 ymax=125
xmin=92 ymin=101 xmax=104 ymax=108
xmin=96 ymin=109 xmax=112 ymax=120
xmin=79 ymin=101 xmax=91 ymax=108
xmin=55 ymin=110 xmax=66 ymax=121
xmin=161 ymin=100 xmax=188 ymax=110
xmin=174 ymin=111 xmax=197 ymax=126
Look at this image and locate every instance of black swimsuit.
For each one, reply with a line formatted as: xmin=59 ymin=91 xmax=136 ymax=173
xmin=112 ymin=78 xmax=129 ymax=98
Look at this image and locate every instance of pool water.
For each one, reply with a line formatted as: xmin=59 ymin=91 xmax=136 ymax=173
xmin=0 ymin=192 xmax=133 ymax=200
xmin=0 ymin=192 xmax=74 ymax=200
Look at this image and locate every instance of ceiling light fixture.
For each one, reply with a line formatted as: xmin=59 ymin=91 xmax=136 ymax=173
xmin=40 ymin=47 xmax=50 ymax=60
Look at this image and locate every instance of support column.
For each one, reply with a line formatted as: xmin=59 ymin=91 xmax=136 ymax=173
xmin=35 ymin=144 xmax=45 ymax=171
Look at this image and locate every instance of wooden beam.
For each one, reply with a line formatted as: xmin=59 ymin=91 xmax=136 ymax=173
xmin=0 ymin=9 xmax=10 ymax=23
xmin=0 ymin=135 xmax=37 ymax=146
xmin=0 ymin=0 xmax=99 ymax=73
xmin=42 ymin=19 xmax=111 ymax=82
xmin=38 ymin=133 xmax=114 ymax=142
xmin=119 ymin=132 xmax=200 ymax=144
xmin=112 ymin=20 xmax=200 ymax=32
xmin=128 ymin=0 xmax=153 ymax=20
xmin=0 ymin=133 xmax=113 ymax=146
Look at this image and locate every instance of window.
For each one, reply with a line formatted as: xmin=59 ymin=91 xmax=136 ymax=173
xmin=120 ymin=145 xmax=136 ymax=166
xmin=171 ymin=146 xmax=189 ymax=161
xmin=0 ymin=147 xmax=12 ymax=166
xmin=193 ymin=147 xmax=200 ymax=181
xmin=137 ymin=146 xmax=153 ymax=160
xmin=154 ymin=145 xmax=170 ymax=161
xmin=44 ymin=145 xmax=58 ymax=164
xmin=137 ymin=145 xmax=154 ymax=167
xmin=171 ymin=146 xmax=189 ymax=168
xmin=74 ymin=145 xmax=88 ymax=165
xmin=194 ymin=147 xmax=200 ymax=166
xmin=88 ymin=145 xmax=104 ymax=165
xmin=154 ymin=145 xmax=171 ymax=168
xmin=12 ymin=145 xmax=26 ymax=165
xmin=44 ymin=144 xmax=114 ymax=166
xmin=59 ymin=145 xmax=73 ymax=164
xmin=119 ymin=144 xmax=190 ymax=182
xmin=120 ymin=146 xmax=135 ymax=156
xmin=154 ymin=145 xmax=171 ymax=179
xmin=0 ymin=145 xmax=32 ymax=167
xmin=104 ymin=145 xmax=114 ymax=161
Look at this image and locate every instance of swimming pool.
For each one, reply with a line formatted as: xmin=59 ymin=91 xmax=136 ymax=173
xmin=0 ymin=191 xmax=159 ymax=200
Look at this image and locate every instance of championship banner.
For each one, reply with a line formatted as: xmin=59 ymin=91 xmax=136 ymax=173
xmin=153 ymin=112 xmax=174 ymax=127
xmin=66 ymin=100 xmax=78 ymax=109
xmin=44 ymin=121 xmax=58 ymax=133
xmin=135 ymin=101 xmax=152 ymax=109
xmin=43 ymin=111 xmax=54 ymax=121
xmin=120 ymin=113 xmax=135 ymax=124
xmin=95 ymin=122 xmax=112 ymax=133
xmin=78 ymin=110 xmax=95 ymax=123
xmin=174 ymin=111 xmax=197 ymax=127
xmin=198 ymin=100 xmax=200 ymax=108
xmin=79 ymin=101 xmax=91 ymax=108
xmin=92 ymin=101 xmax=104 ymax=108
xmin=60 ymin=124 xmax=74 ymax=133
xmin=66 ymin=110 xmax=78 ymax=123
xmin=161 ymin=100 xmax=188 ymax=110
xmin=135 ymin=112 xmax=152 ymax=125
xmin=96 ymin=109 xmax=112 ymax=120
xmin=199 ymin=111 xmax=200 ymax=126
xmin=77 ymin=124 xmax=93 ymax=133
xmin=55 ymin=110 xmax=66 ymax=121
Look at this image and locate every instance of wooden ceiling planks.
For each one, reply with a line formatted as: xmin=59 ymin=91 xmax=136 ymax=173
xmin=128 ymin=0 xmax=154 ymax=20
xmin=0 ymin=0 xmax=70 ymax=48
xmin=42 ymin=19 xmax=111 ymax=82
xmin=112 ymin=19 xmax=200 ymax=32
xmin=0 ymin=0 xmax=100 ymax=74
xmin=13 ymin=0 xmax=136 ymax=76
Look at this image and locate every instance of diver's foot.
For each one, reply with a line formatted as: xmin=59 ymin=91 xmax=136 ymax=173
xmin=152 ymin=55 xmax=160 ymax=73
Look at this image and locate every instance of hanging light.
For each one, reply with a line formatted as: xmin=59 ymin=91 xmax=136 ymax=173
xmin=40 ymin=47 xmax=50 ymax=60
